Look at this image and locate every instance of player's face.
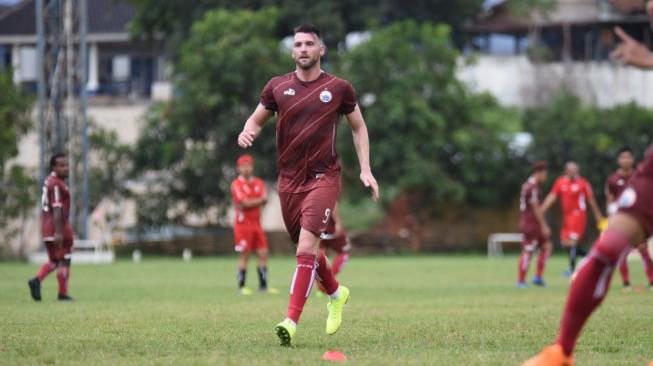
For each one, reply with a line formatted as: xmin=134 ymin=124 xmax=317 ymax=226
xmin=54 ymin=158 xmax=69 ymax=179
xmin=292 ymin=32 xmax=324 ymax=70
xmin=536 ymin=169 xmax=548 ymax=183
xmin=617 ymin=151 xmax=634 ymax=170
xmin=238 ymin=163 xmax=253 ymax=178
xmin=565 ymin=162 xmax=579 ymax=178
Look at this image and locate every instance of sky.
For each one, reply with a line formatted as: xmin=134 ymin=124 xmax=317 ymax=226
xmin=0 ymin=0 xmax=19 ymax=5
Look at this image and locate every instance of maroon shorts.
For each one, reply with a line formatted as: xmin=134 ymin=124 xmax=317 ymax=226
xmin=233 ymin=224 xmax=268 ymax=253
xmin=618 ymin=175 xmax=653 ymax=236
xmin=520 ymin=224 xmax=547 ymax=251
xmin=279 ymin=185 xmax=340 ymax=243
xmin=320 ymin=232 xmax=351 ymax=253
xmin=45 ymin=239 xmax=73 ymax=262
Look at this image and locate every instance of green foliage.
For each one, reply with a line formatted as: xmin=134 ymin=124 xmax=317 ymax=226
xmin=524 ymin=89 xmax=653 ymax=198
xmin=337 ymin=21 xmax=523 ymax=213
xmin=89 ymin=124 xmax=133 ymax=209
xmin=132 ymin=8 xmax=286 ymax=224
xmin=0 ymin=70 xmax=35 ymax=228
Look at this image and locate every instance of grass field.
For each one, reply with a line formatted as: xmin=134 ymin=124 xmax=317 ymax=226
xmin=0 ymin=255 xmax=651 ymax=365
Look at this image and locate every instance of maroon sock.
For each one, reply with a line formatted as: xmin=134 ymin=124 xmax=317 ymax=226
xmin=517 ymin=251 xmax=531 ymax=283
xmin=56 ymin=266 xmax=70 ymax=296
xmin=619 ymin=254 xmax=630 ymax=284
xmin=535 ymin=247 xmax=550 ymax=278
xmin=316 ymin=252 xmax=339 ymax=296
xmin=639 ymin=246 xmax=653 ymax=284
xmin=286 ymin=254 xmax=316 ymax=323
xmin=37 ymin=262 xmax=57 ymax=281
xmin=331 ymin=253 xmax=349 ymax=276
xmin=556 ymin=228 xmax=631 ymax=356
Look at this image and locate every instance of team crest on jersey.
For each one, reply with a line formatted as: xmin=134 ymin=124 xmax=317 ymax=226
xmin=319 ymin=90 xmax=332 ymax=103
xmin=283 ymin=88 xmax=295 ymax=96
xmin=618 ymin=187 xmax=637 ymax=208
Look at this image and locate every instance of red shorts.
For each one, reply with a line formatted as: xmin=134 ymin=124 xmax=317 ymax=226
xmin=233 ymin=224 xmax=268 ymax=253
xmin=520 ymin=224 xmax=547 ymax=251
xmin=45 ymin=240 xmax=73 ymax=262
xmin=320 ymin=232 xmax=351 ymax=254
xmin=618 ymin=175 xmax=653 ymax=236
xmin=560 ymin=213 xmax=586 ymax=242
xmin=279 ymin=186 xmax=340 ymax=243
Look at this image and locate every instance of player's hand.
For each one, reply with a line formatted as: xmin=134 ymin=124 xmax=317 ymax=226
xmin=54 ymin=232 xmax=63 ymax=247
xmin=360 ymin=170 xmax=379 ymax=202
xmin=237 ymin=129 xmax=257 ymax=148
xmin=542 ymin=224 xmax=551 ymax=240
xmin=611 ymin=27 xmax=653 ymax=68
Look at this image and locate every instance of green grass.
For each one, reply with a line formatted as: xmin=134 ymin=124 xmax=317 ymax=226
xmin=0 ymin=255 xmax=651 ymax=365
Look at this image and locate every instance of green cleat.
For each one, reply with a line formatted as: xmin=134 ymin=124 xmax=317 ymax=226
xmin=274 ymin=319 xmax=296 ymax=347
xmin=326 ymin=286 xmax=350 ymax=335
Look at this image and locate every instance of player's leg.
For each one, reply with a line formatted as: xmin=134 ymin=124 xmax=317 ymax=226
xmin=331 ymin=251 xmax=349 ymax=276
xmin=637 ymin=243 xmax=653 ymax=289
xmin=56 ymin=255 xmax=73 ymax=301
xmin=534 ymin=241 xmax=552 ymax=286
xmin=522 ymin=213 xmax=644 ymax=366
xmin=618 ymin=250 xmax=631 ymax=289
xmin=234 ymin=225 xmax=254 ymax=294
xmin=28 ymin=242 xmax=59 ymax=301
xmin=254 ymin=227 xmax=272 ymax=292
xmin=517 ymin=245 xmax=533 ymax=288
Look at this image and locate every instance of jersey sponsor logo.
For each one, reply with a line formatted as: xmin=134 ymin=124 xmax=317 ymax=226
xmin=618 ymin=187 xmax=637 ymax=208
xmin=283 ymin=88 xmax=296 ymax=96
xmin=319 ymin=90 xmax=332 ymax=103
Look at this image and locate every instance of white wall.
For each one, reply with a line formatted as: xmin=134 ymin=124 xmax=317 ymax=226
xmin=458 ymin=55 xmax=653 ymax=108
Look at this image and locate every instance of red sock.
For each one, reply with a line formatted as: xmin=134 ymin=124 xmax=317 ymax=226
xmin=57 ymin=266 xmax=70 ymax=296
xmin=287 ymin=254 xmax=316 ymax=323
xmin=639 ymin=246 xmax=653 ymax=284
xmin=517 ymin=251 xmax=532 ymax=283
xmin=556 ymin=228 xmax=631 ymax=356
xmin=535 ymin=247 xmax=551 ymax=278
xmin=37 ymin=262 xmax=57 ymax=281
xmin=331 ymin=253 xmax=349 ymax=276
xmin=316 ymin=252 xmax=339 ymax=296
xmin=619 ymin=253 xmax=630 ymax=284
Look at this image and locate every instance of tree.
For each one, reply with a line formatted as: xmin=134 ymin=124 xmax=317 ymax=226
xmin=131 ymin=8 xmax=286 ymax=225
xmin=0 ymin=70 xmax=36 ymax=257
xmin=336 ymin=21 xmax=523 ymax=249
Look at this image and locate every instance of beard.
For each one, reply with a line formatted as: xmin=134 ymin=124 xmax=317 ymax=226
xmin=295 ymin=56 xmax=318 ymax=70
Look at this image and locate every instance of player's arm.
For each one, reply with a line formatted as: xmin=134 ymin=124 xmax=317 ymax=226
xmin=345 ymin=105 xmax=379 ymax=202
xmin=604 ymin=183 xmax=615 ymax=212
xmin=587 ymin=189 xmax=605 ymax=223
xmin=238 ymin=104 xmax=273 ymax=148
xmin=539 ymin=192 xmax=557 ymax=215
xmin=611 ymin=26 xmax=653 ymax=69
xmin=531 ymin=194 xmax=551 ymax=239
xmin=51 ymin=186 xmax=64 ymax=246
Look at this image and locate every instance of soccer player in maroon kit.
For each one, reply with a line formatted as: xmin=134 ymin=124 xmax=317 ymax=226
xmin=517 ymin=161 xmax=552 ymax=288
xmin=541 ymin=162 xmax=604 ymax=276
xmin=237 ymin=24 xmax=379 ymax=346
xmin=231 ymin=154 xmax=277 ymax=295
xmin=606 ymin=147 xmax=653 ymax=291
xmin=28 ymin=153 xmax=74 ymax=301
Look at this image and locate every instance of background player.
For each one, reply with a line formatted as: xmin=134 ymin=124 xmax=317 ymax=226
xmin=517 ymin=161 xmax=552 ymax=288
xmin=541 ymin=161 xmax=604 ymax=276
xmin=28 ymin=153 xmax=74 ymax=302
xmin=230 ymin=154 xmax=276 ymax=295
xmin=237 ymin=24 xmax=379 ymax=346
xmin=605 ymin=147 xmax=653 ymax=291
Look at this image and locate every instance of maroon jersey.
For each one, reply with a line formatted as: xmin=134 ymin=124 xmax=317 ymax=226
xmin=260 ymin=71 xmax=357 ymax=193
xmin=41 ymin=173 xmax=73 ymax=241
xmin=605 ymin=170 xmax=632 ymax=199
xmin=519 ymin=177 xmax=542 ymax=230
xmin=618 ymin=144 xmax=653 ymax=235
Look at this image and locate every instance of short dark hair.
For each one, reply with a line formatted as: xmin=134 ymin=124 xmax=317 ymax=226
xmin=293 ymin=24 xmax=322 ymax=40
xmin=531 ymin=160 xmax=547 ymax=173
xmin=617 ymin=146 xmax=633 ymax=156
xmin=49 ymin=153 xmax=66 ymax=171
